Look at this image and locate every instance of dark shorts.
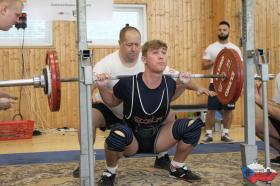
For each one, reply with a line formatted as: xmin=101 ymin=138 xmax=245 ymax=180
xmin=130 ymin=124 xmax=163 ymax=154
xmin=92 ymin=102 xmax=122 ymax=131
xmin=208 ymin=83 xmax=235 ymax=110
xmin=269 ymin=116 xmax=280 ymax=136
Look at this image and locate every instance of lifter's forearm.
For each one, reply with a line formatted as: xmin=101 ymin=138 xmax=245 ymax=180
xmin=172 ymin=85 xmax=185 ymax=101
xmin=202 ymin=60 xmax=214 ymax=70
xmin=172 ymin=81 xmax=204 ymax=101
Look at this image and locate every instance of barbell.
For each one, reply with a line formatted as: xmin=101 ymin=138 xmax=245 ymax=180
xmin=0 ymin=48 xmax=274 ymax=112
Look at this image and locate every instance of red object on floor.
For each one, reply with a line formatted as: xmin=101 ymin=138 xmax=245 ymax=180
xmin=247 ymin=171 xmax=278 ymax=184
xmin=0 ymin=120 xmax=34 ymax=141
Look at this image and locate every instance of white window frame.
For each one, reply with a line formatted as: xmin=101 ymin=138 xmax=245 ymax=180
xmin=0 ymin=4 xmax=147 ymax=47
xmin=0 ymin=20 xmax=53 ymax=47
xmin=87 ymin=4 xmax=147 ymax=46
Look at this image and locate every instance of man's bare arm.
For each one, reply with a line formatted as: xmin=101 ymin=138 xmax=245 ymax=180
xmin=202 ymin=60 xmax=214 ymax=70
xmin=98 ymin=87 xmax=121 ymax=107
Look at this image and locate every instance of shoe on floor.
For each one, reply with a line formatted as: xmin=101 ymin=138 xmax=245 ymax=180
xmin=97 ymin=170 xmax=116 ymax=186
xmin=271 ymin=156 xmax=280 ymax=165
xmin=221 ymin=133 xmax=233 ymax=143
xmin=154 ymin=154 xmax=171 ymax=170
xmin=169 ymin=165 xmax=201 ymax=182
xmin=73 ymin=166 xmax=80 ymax=178
xmin=202 ymin=134 xmax=213 ymax=143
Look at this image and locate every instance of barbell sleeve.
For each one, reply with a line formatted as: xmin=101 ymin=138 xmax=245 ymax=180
xmin=0 ymin=76 xmax=45 ymax=88
xmin=0 ymin=79 xmax=34 ymax=87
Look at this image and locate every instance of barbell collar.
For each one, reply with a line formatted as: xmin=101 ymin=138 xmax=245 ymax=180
xmin=33 ymin=75 xmax=46 ymax=88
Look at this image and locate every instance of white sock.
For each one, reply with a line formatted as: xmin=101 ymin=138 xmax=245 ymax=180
xmin=106 ymin=165 xmax=118 ymax=174
xmin=222 ymin=128 xmax=229 ymax=136
xmin=157 ymin=151 xmax=168 ymax=158
xmin=206 ymin=130 xmax=212 ymax=136
xmin=171 ymin=160 xmax=186 ymax=168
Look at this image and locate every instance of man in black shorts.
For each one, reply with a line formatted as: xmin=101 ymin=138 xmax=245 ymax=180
xmin=255 ymin=74 xmax=280 ymax=165
xmin=96 ymin=40 xmax=215 ymax=185
xmin=202 ymin=21 xmax=242 ymax=143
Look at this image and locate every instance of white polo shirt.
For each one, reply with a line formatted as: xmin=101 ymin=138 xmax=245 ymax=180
xmin=203 ymin=41 xmax=242 ymax=83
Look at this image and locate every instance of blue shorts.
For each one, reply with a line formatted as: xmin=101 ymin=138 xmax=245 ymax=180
xmin=207 ymin=83 xmax=235 ymax=110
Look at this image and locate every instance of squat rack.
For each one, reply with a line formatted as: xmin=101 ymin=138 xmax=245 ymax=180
xmin=241 ymin=0 xmax=275 ymax=185
xmin=76 ymin=0 xmax=95 ymax=185
xmin=75 ymin=0 xmax=275 ymax=185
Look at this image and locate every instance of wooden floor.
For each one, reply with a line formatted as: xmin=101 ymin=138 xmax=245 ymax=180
xmin=0 ymin=126 xmax=250 ymax=154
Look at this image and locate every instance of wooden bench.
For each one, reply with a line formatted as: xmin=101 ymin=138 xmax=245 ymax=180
xmin=170 ymin=104 xmax=223 ymax=131
xmin=170 ymin=104 xmax=208 ymax=122
xmin=170 ymin=104 xmax=208 ymax=113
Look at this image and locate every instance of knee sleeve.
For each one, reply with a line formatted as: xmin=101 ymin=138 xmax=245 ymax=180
xmin=105 ymin=124 xmax=133 ymax=152
xmin=172 ymin=118 xmax=203 ymax=146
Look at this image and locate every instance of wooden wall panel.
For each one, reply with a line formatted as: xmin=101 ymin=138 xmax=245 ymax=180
xmin=253 ymin=0 xmax=280 ymax=125
xmin=0 ymin=0 xmax=280 ymax=128
xmin=145 ymin=0 xmax=214 ymax=105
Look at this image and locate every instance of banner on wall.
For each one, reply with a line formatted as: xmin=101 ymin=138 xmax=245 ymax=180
xmin=25 ymin=0 xmax=113 ymax=21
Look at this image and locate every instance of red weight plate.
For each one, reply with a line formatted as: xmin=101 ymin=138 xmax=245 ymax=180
xmin=213 ymin=48 xmax=243 ymax=104
xmin=46 ymin=50 xmax=61 ymax=112
xmin=231 ymin=50 xmax=243 ymax=102
xmin=221 ymin=49 xmax=243 ymax=104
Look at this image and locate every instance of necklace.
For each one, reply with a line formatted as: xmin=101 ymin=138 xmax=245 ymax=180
xmin=125 ymin=74 xmax=170 ymax=119
xmin=136 ymin=75 xmax=169 ymax=116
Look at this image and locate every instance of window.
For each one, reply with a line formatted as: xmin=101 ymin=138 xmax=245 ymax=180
xmin=87 ymin=4 xmax=147 ymax=46
xmin=0 ymin=4 xmax=146 ymax=47
xmin=0 ymin=21 xmax=52 ymax=46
